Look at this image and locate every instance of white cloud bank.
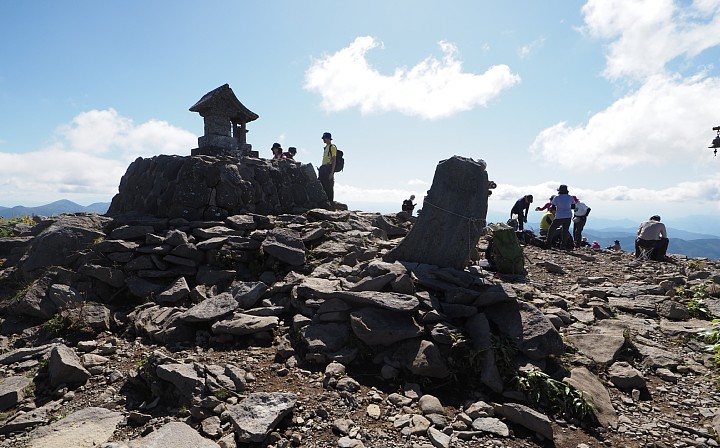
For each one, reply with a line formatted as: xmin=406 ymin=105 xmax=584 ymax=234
xmin=581 ymin=0 xmax=720 ymax=81
xmin=532 ymin=0 xmax=720 ymax=171
xmin=304 ymin=36 xmax=521 ymax=120
xmin=343 ymin=175 xmax=720 ymax=211
xmin=0 ymin=109 xmax=196 ymax=205
xmin=530 ymin=73 xmax=720 ymax=169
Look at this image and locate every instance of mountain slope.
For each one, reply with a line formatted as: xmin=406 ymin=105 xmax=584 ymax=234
xmin=0 ymin=200 xmax=110 ymax=218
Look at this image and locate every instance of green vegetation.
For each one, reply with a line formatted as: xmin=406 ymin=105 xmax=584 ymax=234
xmin=135 ymin=356 xmax=148 ymax=371
xmin=687 ymin=260 xmax=707 ymax=271
xmin=42 ymin=306 xmax=89 ymax=337
xmin=515 ymin=368 xmax=595 ymax=421
xmin=698 ymin=320 xmax=720 ymax=367
xmin=676 ymin=281 xmax=713 ymax=319
xmin=214 ymin=250 xmax=235 ymax=268
xmin=211 ymin=388 xmax=231 ymax=400
xmin=449 ymin=333 xmax=595 ymax=423
xmin=0 ymin=215 xmax=35 ymax=238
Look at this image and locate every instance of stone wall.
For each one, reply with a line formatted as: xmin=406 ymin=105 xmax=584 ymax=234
xmin=107 ymin=155 xmax=329 ymax=220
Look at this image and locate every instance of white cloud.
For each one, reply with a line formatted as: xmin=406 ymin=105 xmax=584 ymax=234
xmin=336 ymin=183 xmax=417 ymax=204
xmin=581 ymin=0 xmax=720 ymax=80
xmin=57 ymin=109 xmax=196 ymax=162
xmin=0 ymin=109 xmax=196 ymax=205
xmin=519 ymin=37 xmax=546 ymax=59
xmin=485 ymin=176 xmax=720 ymax=203
xmin=407 ymin=178 xmax=429 ymax=187
xmin=336 ymin=175 xmax=720 ymax=219
xmin=529 ymin=73 xmax=720 ymax=170
xmin=304 ymin=36 xmax=521 ymax=120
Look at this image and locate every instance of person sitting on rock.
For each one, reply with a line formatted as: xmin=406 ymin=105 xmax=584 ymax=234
xmin=539 ymin=205 xmax=556 ymax=237
xmin=271 ymin=143 xmax=285 ymax=161
xmin=635 ymin=215 xmax=670 ymax=261
xmin=607 ymin=240 xmax=621 ymax=251
xmin=283 ymin=147 xmax=297 ymax=160
xmin=591 ymin=241 xmax=601 ymax=250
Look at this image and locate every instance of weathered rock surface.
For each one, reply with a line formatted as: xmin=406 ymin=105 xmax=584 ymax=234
xmin=0 ymin=196 xmax=718 ymax=448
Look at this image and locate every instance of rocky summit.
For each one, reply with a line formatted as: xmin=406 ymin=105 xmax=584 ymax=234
xmin=0 ymin=207 xmax=719 ymax=448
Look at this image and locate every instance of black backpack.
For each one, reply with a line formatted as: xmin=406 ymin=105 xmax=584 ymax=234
xmin=326 ymin=144 xmax=344 ymax=172
xmin=334 ymin=148 xmax=344 ymax=172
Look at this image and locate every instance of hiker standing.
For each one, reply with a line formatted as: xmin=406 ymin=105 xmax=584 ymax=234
xmin=510 ymin=195 xmax=533 ymax=231
xmin=402 ymin=195 xmax=416 ymax=215
xmin=319 ymin=132 xmax=337 ymax=204
xmin=545 ymin=185 xmax=574 ymax=249
xmin=572 ymin=198 xmax=591 ymax=248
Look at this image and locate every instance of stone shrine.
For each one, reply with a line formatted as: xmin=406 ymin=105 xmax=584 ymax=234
xmin=107 ymin=84 xmax=329 ymax=220
xmin=189 ymin=84 xmax=258 ymax=157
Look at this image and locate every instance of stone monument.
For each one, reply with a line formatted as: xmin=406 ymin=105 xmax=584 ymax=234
xmin=189 ymin=84 xmax=258 ymax=157
xmin=383 ymin=156 xmax=488 ymax=269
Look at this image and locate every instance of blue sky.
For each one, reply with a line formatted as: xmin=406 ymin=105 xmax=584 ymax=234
xmin=1 ymin=0 xmax=720 ymax=227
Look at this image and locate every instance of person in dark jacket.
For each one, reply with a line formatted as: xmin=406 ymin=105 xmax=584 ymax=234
xmin=401 ymin=195 xmax=416 ymax=215
xmin=510 ymin=195 xmax=533 ymax=231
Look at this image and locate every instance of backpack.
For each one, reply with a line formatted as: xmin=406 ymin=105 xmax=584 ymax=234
xmin=486 ymin=223 xmax=525 ymax=275
xmin=334 ymin=149 xmax=344 ymax=172
xmin=327 ymin=144 xmax=344 ymax=172
xmin=402 ymin=199 xmax=414 ymax=212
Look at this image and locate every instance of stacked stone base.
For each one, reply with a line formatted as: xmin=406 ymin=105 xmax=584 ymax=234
xmin=107 ymin=154 xmax=328 ymax=221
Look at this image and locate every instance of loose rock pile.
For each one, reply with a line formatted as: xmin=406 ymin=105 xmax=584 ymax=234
xmin=0 ymin=209 xmax=720 ymax=448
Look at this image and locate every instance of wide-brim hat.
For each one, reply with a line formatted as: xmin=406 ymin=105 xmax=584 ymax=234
xmin=322 ymin=132 xmax=332 ymax=140
xmin=557 ymin=184 xmax=569 ymax=194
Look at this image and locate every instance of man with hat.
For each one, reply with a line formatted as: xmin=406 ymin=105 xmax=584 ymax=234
xmin=319 ymin=132 xmax=337 ymax=203
xmin=545 ymin=184 xmax=575 ymax=249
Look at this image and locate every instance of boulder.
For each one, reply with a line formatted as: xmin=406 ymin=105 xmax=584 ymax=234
xmin=225 ymin=392 xmax=297 ymax=443
xmin=48 ymin=344 xmax=91 ymax=388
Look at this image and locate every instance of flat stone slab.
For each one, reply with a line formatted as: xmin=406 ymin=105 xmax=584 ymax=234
xmin=495 ymin=403 xmax=553 ymax=439
xmin=180 ymin=292 xmax=238 ymax=322
xmin=211 ymin=314 xmax=279 ymax=336
xmin=349 ymin=308 xmax=423 ymax=346
xmin=608 ymin=296 xmax=659 ymax=317
xmin=332 ymin=291 xmax=420 ymax=312
xmin=28 ymin=407 xmax=123 ymax=448
xmin=0 ymin=375 xmax=31 ymax=411
xmin=128 ymin=421 xmax=220 ymax=448
xmin=565 ymin=367 xmax=617 ymax=429
xmin=565 ymin=333 xmax=625 ymax=364
xmin=659 ymin=318 xmax=712 ymax=337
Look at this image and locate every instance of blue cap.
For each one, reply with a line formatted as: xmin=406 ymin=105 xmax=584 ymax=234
xmin=322 ymin=132 xmax=332 ymax=140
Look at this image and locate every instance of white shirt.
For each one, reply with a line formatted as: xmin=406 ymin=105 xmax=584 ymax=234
xmin=574 ymin=201 xmax=590 ymax=217
xmin=637 ymin=220 xmax=667 ymax=240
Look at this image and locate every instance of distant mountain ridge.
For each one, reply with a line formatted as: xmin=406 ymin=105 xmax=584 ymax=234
xmin=582 ymin=230 xmax=720 ymax=261
xmin=0 ymin=200 xmax=110 ymax=218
